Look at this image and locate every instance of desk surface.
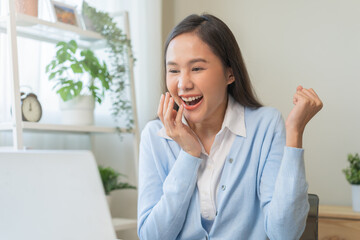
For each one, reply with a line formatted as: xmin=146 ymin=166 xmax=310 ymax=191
xmin=319 ymin=205 xmax=360 ymax=220
xmin=112 ymin=218 xmax=137 ymax=231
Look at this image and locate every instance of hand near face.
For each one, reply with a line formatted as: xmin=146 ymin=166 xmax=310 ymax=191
xmin=285 ymin=86 xmax=323 ymax=148
xmin=158 ymin=93 xmax=202 ymax=158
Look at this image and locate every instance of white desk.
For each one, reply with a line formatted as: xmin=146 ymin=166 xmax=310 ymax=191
xmin=112 ymin=217 xmax=137 ymax=231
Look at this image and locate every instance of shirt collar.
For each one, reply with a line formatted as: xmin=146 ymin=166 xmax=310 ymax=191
xmin=221 ymin=95 xmax=246 ymax=137
xmin=157 ymin=95 xmax=246 ymax=140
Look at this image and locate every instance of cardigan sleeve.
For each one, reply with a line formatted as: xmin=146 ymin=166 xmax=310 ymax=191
xmin=259 ymin=112 xmax=310 ymax=240
xmin=137 ymin=123 xmax=202 ymax=240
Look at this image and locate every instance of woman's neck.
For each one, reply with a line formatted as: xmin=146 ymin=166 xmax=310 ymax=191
xmin=188 ymin=97 xmax=228 ymax=139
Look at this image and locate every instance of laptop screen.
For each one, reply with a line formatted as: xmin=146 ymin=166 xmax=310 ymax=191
xmin=0 ymin=150 xmax=117 ymax=240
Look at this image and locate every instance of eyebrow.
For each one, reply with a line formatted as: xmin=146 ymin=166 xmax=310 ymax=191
xmin=166 ymin=58 xmax=208 ymax=66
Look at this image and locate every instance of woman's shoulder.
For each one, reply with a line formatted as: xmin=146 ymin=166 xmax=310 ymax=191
xmin=245 ymin=106 xmax=283 ymax=121
xmin=244 ymin=106 xmax=285 ymax=135
xmin=141 ymin=118 xmax=164 ymax=138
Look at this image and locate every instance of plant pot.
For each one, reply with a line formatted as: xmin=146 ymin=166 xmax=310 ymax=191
xmin=15 ymin=0 xmax=38 ymax=17
xmin=352 ymin=185 xmax=360 ymax=212
xmin=59 ymin=95 xmax=95 ymax=125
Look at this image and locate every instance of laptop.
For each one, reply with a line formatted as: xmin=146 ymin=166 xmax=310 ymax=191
xmin=0 ymin=150 xmax=117 ymax=240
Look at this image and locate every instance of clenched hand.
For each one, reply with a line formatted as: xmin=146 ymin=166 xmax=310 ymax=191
xmin=285 ymin=86 xmax=323 ymax=148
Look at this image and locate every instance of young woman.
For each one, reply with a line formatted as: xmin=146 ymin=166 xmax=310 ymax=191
xmin=137 ymin=14 xmax=323 ymax=240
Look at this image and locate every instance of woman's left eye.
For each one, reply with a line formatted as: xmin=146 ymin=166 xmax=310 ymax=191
xmin=192 ymin=67 xmax=204 ymax=72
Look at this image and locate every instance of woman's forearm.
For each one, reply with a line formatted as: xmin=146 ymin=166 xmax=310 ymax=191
xmin=285 ymin=127 xmax=303 ymax=148
xmin=138 ymin=149 xmax=201 ymax=239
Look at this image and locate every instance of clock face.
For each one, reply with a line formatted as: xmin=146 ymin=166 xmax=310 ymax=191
xmin=22 ymin=95 xmax=42 ymax=122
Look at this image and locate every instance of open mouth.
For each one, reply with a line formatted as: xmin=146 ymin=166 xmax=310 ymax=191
xmin=181 ymin=95 xmax=203 ymax=106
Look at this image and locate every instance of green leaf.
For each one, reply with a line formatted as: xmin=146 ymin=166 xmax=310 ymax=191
xmin=82 ymin=62 xmax=90 ymax=72
xmin=68 ymin=40 xmax=78 ymax=53
xmin=70 ymin=63 xmax=83 ymax=73
xmin=57 ymin=52 xmax=71 ymax=64
xmin=49 ymin=72 xmax=56 ymax=80
xmin=74 ymin=81 xmax=83 ymax=95
xmin=343 ymin=153 xmax=360 ymax=184
xmin=56 ymin=41 xmax=67 ymax=49
xmin=98 ymin=165 xmax=136 ymax=195
xmin=57 ymin=87 xmax=71 ymax=101
xmin=45 ymin=64 xmax=51 ymax=73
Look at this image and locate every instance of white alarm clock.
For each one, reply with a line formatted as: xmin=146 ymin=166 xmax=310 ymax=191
xmin=21 ymin=92 xmax=42 ymax=122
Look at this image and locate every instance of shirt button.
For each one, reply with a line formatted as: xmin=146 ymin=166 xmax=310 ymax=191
xmin=221 ymin=185 xmax=226 ymax=191
xmin=229 ymin=158 xmax=233 ymax=163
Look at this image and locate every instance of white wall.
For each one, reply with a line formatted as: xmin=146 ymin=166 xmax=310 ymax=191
xmin=166 ymin=0 xmax=360 ymax=206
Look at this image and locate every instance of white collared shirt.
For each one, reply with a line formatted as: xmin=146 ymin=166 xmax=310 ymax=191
xmin=157 ymin=95 xmax=246 ymax=220
xmin=196 ymin=96 xmax=246 ymax=220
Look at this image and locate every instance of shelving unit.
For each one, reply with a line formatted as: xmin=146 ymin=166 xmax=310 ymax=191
xmin=0 ymin=0 xmax=140 ymax=150
xmin=0 ymin=13 xmax=105 ymax=48
xmin=0 ymin=0 xmax=138 ymax=233
xmin=0 ymin=4 xmax=123 ymax=149
xmin=0 ymin=122 xmax=127 ymax=134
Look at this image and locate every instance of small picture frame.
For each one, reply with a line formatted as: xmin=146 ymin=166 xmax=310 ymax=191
xmin=50 ymin=1 xmax=82 ymax=28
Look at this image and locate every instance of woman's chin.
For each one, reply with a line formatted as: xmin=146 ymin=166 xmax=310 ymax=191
xmin=183 ymin=111 xmax=203 ymax=125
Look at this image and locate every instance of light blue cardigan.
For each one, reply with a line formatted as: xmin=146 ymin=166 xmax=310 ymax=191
xmin=137 ymin=106 xmax=309 ymax=240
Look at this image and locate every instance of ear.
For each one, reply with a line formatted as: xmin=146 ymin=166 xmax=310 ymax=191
xmin=226 ymin=68 xmax=235 ymax=85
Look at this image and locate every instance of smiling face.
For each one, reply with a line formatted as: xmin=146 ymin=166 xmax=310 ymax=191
xmin=166 ymin=32 xmax=234 ymax=126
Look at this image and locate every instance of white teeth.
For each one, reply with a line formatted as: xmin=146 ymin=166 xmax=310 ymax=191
xmin=181 ymin=96 xmax=202 ymax=102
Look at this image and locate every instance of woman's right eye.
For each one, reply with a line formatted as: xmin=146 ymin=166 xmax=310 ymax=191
xmin=168 ymin=69 xmax=179 ymax=73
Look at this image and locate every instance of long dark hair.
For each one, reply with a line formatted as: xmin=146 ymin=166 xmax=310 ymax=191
xmin=164 ymin=14 xmax=262 ymax=108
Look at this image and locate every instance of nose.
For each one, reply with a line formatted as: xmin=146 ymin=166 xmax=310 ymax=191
xmin=177 ymin=71 xmax=193 ymax=90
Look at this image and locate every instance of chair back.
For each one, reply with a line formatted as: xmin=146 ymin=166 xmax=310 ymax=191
xmin=300 ymin=194 xmax=319 ymax=240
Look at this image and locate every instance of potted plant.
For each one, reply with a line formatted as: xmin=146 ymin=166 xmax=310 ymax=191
xmin=47 ymin=2 xmax=135 ymax=130
xmin=98 ymin=165 xmax=136 ymax=209
xmin=46 ymin=39 xmax=111 ymax=125
xmin=342 ymin=153 xmax=360 ymax=212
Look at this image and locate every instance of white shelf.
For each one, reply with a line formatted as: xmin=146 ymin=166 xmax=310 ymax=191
xmin=112 ymin=218 xmax=137 ymax=232
xmin=0 ymin=122 xmax=12 ymax=131
xmin=0 ymin=13 xmax=105 ymax=48
xmin=0 ymin=122 xmax=133 ymax=134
